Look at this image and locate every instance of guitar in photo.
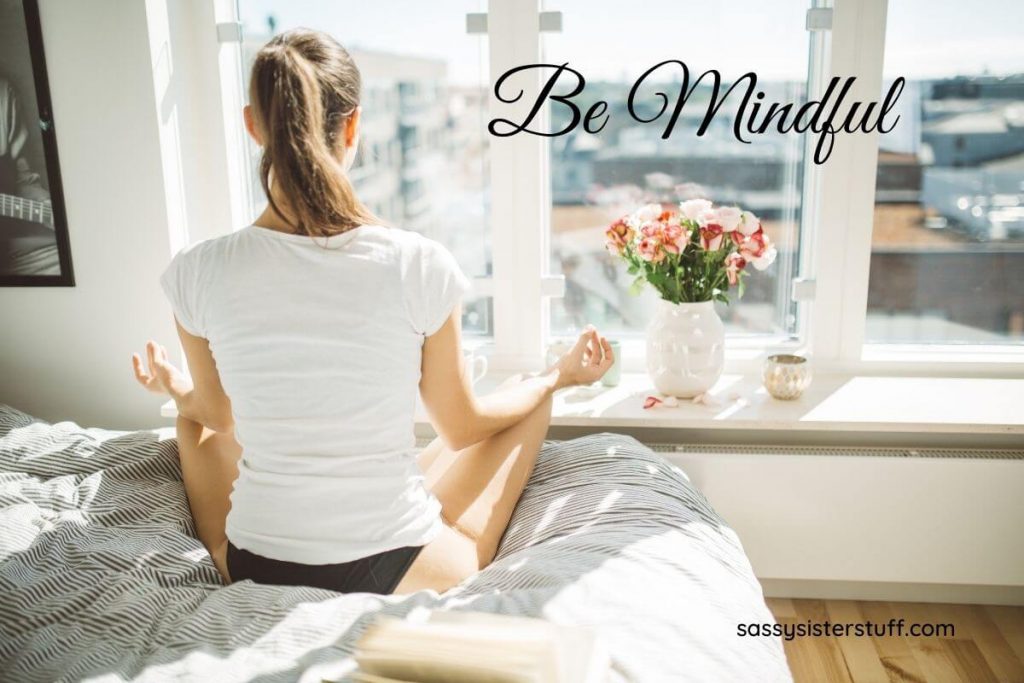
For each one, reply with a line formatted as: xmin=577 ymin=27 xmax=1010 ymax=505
xmin=0 ymin=0 xmax=73 ymax=285
xmin=0 ymin=76 xmax=59 ymax=277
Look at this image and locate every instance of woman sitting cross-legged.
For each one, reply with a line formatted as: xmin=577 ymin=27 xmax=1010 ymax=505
xmin=130 ymin=28 xmax=614 ymax=595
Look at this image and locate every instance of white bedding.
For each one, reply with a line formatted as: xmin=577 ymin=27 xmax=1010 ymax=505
xmin=0 ymin=404 xmax=790 ymax=682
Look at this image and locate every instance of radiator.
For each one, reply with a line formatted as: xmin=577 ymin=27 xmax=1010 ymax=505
xmin=652 ymin=443 xmax=1024 ymax=602
xmin=649 ymin=442 xmax=1024 ymax=460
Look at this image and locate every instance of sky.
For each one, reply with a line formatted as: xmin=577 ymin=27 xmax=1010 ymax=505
xmin=238 ymin=0 xmax=1024 ymax=85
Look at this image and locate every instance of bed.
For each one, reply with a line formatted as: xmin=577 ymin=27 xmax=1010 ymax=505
xmin=0 ymin=403 xmax=789 ymax=682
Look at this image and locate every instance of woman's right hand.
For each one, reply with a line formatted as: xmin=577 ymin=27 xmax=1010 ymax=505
xmin=551 ymin=326 xmax=615 ymax=389
xmin=131 ymin=340 xmax=193 ymax=400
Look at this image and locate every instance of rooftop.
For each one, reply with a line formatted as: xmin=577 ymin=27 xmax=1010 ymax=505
xmin=924 ymin=103 xmax=1024 ymax=135
xmin=550 ymin=202 xmax=1024 ymax=251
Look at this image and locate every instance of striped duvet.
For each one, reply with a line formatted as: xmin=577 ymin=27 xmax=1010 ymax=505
xmin=0 ymin=404 xmax=789 ymax=682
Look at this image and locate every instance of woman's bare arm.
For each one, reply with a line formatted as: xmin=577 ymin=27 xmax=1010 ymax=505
xmin=132 ymin=320 xmax=233 ymax=432
xmin=419 ymin=307 xmax=613 ymax=450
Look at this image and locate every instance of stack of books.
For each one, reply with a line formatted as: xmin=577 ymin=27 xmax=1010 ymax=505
xmin=350 ymin=608 xmax=608 ymax=683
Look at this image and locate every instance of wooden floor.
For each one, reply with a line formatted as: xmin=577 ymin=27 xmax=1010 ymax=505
xmin=766 ymin=599 xmax=1024 ymax=683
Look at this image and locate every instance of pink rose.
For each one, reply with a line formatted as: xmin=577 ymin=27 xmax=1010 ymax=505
xmin=715 ymin=206 xmax=743 ymax=232
xmin=662 ymin=223 xmax=689 ymax=253
xmin=605 ymin=218 xmax=635 ymax=255
xmin=658 ymin=210 xmax=681 ymax=228
xmin=634 ymin=203 xmax=663 ymax=223
xmin=738 ymin=211 xmax=760 ymax=236
xmin=638 ymin=236 xmax=666 ymax=263
xmin=751 ymin=245 xmax=777 ymax=271
xmin=695 ymin=208 xmax=718 ymax=228
xmin=725 ymin=252 xmax=747 ymax=286
xmin=738 ymin=227 xmax=777 ymax=270
xmin=739 ymin=227 xmax=768 ymax=260
xmin=679 ymin=198 xmax=712 ymax=222
xmin=700 ymin=224 xmax=724 ymax=251
xmin=640 ymin=221 xmax=662 ymax=239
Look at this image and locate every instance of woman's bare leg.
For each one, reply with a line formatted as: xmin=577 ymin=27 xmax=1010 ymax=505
xmin=414 ymin=373 xmax=528 ymax=475
xmin=175 ymin=416 xmax=241 ymax=582
xmin=396 ymin=391 xmax=552 ymax=594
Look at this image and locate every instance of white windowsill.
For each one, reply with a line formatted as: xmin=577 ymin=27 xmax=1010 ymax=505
xmin=418 ymin=372 xmax=1024 ymax=443
xmin=161 ymin=372 xmax=1024 ymax=443
xmin=861 ymin=343 xmax=1024 ymax=366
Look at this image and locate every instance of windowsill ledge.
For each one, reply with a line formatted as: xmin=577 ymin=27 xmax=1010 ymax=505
xmin=861 ymin=343 xmax=1024 ymax=366
xmin=161 ymin=373 xmax=1024 ymax=446
xmin=419 ymin=372 xmax=1024 ymax=447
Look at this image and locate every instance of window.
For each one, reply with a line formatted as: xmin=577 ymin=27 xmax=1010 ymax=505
xmin=866 ymin=0 xmax=1024 ymax=345
xmin=236 ymin=0 xmax=493 ymax=334
xmin=543 ymin=1 xmax=814 ymax=341
xmin=214 ymin=0 xmax=1023 ymax=372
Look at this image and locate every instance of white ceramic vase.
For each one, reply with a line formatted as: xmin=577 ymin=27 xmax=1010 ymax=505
xmin=646 ymin=300 xmax=725 ymax=398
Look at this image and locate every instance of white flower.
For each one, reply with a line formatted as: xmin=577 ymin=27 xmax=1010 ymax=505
xmin=738 ymin=211 xmax=760 ymax=236
xmin=679 ymin=198 xmax=712 ymax=221
xmin=751 ymin=246 xmax=778 ymax=270
xmin=696 ymin=207 xmax=717 ymax=227
xmin=715 ymin=206 xmax=743 ymax=232
xmin=634 ymin=203 xmax=663 ymax=223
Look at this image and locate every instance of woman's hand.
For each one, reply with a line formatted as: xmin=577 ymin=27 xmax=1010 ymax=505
xmin=132 ymin=340 xmax=193 ymax=400
xmin=550 ymin=326 xmax=615 ymax=389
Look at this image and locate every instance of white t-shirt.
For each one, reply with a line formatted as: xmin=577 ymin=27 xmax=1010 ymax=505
xmin=160 ymin=224 xmax=470 ymax=564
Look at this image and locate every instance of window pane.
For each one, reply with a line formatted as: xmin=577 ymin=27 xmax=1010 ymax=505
xmin=545 ymin=0 xmax=812 ymax=338
xmin=866 ymin=0 xmax=1024 ymax=344
xmin=461 ymin=294 xmax=492 ymax=336
xmin=237 ymin=0 xmax=492 ymax=292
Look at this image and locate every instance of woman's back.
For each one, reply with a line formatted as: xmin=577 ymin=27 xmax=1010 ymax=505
xmin=160 ymin=223 xmax=469 ymax=564
xmin=139 ymin=27 xmax=610 ymax=594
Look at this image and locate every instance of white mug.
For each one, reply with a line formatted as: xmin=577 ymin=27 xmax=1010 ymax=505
xmin=463 ymin=349 xmax=488 ymax=385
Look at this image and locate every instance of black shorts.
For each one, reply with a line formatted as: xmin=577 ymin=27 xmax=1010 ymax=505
xmin=226 ymin=541 xmax=423 ymax=594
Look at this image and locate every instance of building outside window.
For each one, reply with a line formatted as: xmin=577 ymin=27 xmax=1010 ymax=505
xmin=542 ymin=0 xmax=812 ymax=342
xmin=865 ymin=0 xmax=1024 ymax=345
xmin=231 ymin=0 xmax=1024 ymax=366
xmin=237 ymin=0 xmax=493 ymax=335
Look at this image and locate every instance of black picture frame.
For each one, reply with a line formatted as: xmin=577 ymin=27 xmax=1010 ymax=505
xmin=0 ymin=0 xmax=73 ymax=286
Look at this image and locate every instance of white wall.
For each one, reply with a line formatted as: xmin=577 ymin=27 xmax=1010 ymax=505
xmin=0 ymin=0 xmax=237 ymax=430
xmin=668 ymin=449 xmax=1024 ymax=604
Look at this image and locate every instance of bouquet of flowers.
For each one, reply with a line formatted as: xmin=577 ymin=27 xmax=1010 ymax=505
xmin=605 ymin=199 xmax=777 ymax=304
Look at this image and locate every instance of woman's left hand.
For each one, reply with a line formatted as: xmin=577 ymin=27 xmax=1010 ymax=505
xmin=131 ymin=340 xmax=192 ymax=399
xmin=550 ymin=325 xmax=615 ymax=389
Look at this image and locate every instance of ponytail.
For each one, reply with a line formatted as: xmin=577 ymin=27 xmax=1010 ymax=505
xmin=250 ymin=30 xmax=377 ymax=237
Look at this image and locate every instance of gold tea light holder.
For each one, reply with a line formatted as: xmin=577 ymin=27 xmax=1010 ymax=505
xmin=762 ymin=354 xmax=812 ymax=400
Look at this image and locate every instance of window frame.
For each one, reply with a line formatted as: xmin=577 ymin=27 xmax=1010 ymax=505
xmin=815 ymin=0 xmax=1024 ymax=374
xmin=215 ymin=0 xmax=1024 ymax=377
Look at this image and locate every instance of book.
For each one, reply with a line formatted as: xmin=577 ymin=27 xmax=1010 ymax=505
xmin=350 ymin=608 xmax=609 ymax=683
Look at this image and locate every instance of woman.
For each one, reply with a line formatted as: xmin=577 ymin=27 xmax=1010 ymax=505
xmin=131 ymin=29 xmax=613 ymax=595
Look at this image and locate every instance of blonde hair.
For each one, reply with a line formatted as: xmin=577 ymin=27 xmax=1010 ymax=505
xmin=249 ymin=29 xmax=377 ymax=237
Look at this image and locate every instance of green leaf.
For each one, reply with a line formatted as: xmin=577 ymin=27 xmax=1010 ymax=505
xmin=628 ymin=276 xmax=647 ymax=296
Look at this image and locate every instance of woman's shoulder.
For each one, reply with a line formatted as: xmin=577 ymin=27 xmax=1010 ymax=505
xmin=174 ymin=229 xmax=246 ymax=259
xmin=358 ymin=224 xmax=436 ymax=249
xmin=355 ymin=225 xmax=454 ymax=264
xmin=162 ymin=229 xmax=254 ymax=285
xmin=171 ymin=225 xmax=455 ymax=271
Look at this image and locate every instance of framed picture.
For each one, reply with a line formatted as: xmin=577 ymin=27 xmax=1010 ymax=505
xmin=0 ymin=0 xmax=73 ymax=286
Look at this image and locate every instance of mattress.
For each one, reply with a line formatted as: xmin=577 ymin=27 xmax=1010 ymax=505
xmin=0 ymin=404 xmax=790 ymax=682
